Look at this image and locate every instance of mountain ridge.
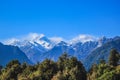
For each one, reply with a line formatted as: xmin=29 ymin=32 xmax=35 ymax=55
xmin=84 ymin=37 xmax=120 ymax=70
xmin=3 ymin=33 xmax=114 ymax=63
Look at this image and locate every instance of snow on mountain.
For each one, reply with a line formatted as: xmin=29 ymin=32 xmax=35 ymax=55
xmin=4 ymin=33 xmax=54 ymax=49
xmin=3 ymin=33 xmax=113 ymax=64
xmin=24 ymin=33 xmax=45 ymax=41
xmin=41 ymin=41 xmax=75 ymax=61
xmin=84 ymin=37 xmax=120 ymax=70
xmin=4 ymin=38 xmax=20 ymax=46
xmin=3 ymin=33 xmax=56 ymax=63
xmin=2 ymin=33 xmax=120 ymax=71
xmin=4 ymin=33 xmax=98 ymax=48
xmin=70 ymin=34 xmax=98 ymax=44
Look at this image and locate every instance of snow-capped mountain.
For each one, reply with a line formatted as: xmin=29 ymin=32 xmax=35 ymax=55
xmin=3 ymin=33 xmax=112 ymax=63
xmin=4 ymin=33 xmax=57 ymax=63
xmin=41 ymin=41 xmax=75 ymax=61
xmin=70 ymin=34 xmax=98 ymax=44
xmin=5 ymin=33 xmax=54 ymax=49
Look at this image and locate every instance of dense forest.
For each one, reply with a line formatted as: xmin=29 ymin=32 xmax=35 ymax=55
xmin=0 ymin=49 xmax=120 ymax=80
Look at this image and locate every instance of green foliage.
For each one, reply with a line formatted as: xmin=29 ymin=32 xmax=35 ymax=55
xmin=0 ymin=50 xmax=120 ymax=80
xmin=88 ymin=62 xmax=115 ymax=80
xmin=88 ymin=49 xmax=120 ymax=80
xmin=0 ymin=65 xmax=2 ymax=75
xmin=109 ymin=49 xmax=120 ymax=66
xmin=36 ymin=59 xmax=58 ymax=80
xmin=57 ymin=53 xmax=87 ymax=80
xmin=57 ymin=53 xmax=70 ymax=71
xmin=6 ymin=60 xmax=21 ymax=69
xmin=52 ymin=71 xmax=66 ymax=80
xmin=1 ymin=60 xmax=22 ymax=80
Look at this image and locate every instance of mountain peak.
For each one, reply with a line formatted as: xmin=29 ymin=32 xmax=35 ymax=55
xmin=26 ymin=33 xmax=45 ymax=41
xmin=58 ymin=41 xmax=67 ymax=45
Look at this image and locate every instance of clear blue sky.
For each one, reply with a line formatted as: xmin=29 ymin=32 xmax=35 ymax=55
xmin=0 ymin=0 xmax=120 ymax=39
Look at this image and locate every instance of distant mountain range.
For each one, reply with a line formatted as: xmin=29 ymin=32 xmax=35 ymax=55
xmin=3 ymin=33 xmax=103 ymax=63
xmin=1 ymin=33 xmax=120 ymax=70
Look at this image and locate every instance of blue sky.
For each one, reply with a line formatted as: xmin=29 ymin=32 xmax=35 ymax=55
xmin=0 ymin=0 xmax=120 ymax=39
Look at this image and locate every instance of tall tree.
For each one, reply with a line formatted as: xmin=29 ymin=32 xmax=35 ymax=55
xmin=109 ymin=49 xmax=120 ymax=66
xmin=37 ymin=59 xmax=58 ymax=80
xmin=2 ymin=60 xmax=22 ymax=80
xmin=57 ymin=54 xmax=87 ymax=80
xmin=0 ymin=65 xmax=2 ymax=75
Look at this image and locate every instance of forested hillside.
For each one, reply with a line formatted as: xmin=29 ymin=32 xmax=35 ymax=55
xmin=0 ymin=49 xmax=120 ymax=80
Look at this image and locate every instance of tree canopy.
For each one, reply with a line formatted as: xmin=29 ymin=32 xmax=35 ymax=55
xmin=0 ymin=50 xmax=120 ymax=80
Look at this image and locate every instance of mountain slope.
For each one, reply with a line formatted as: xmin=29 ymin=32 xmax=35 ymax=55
xmin=84 ymin=37 xmax=120 ymax=70
xmin=41 ymin=41 xmax=75 ymax=61
xmin=72 ymin=41 xmax=99 ymax=60
xmin=0 ymin=43 xmax=32 ymax=66
xmin=4 ymin=33 xmax=115 ymax=64
xmin=18 ymin=41 xmax=47 ymax=63
xmin=38 ymin=38 xmax=109 ymax=62
xmin=5 ymin=34 xmax=55 ymax=63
